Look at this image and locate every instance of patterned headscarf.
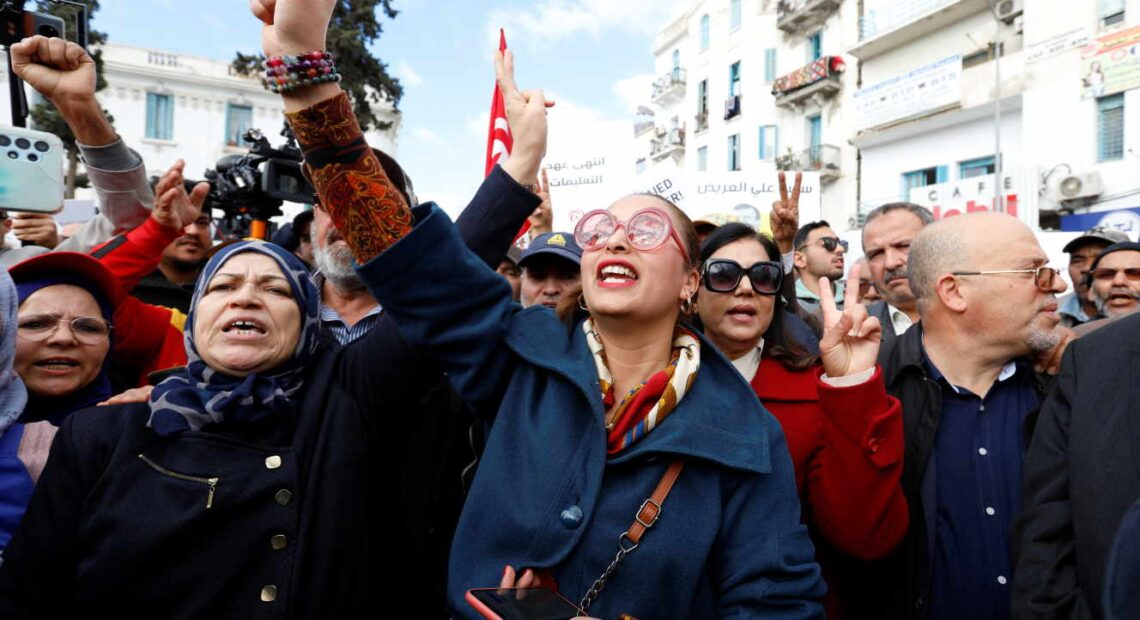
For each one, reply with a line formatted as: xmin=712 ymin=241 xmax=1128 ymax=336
xmin=147 ymin=241 xmax=320 ymax=435
xmin=0 ymin=271 xmax=27 ymax=436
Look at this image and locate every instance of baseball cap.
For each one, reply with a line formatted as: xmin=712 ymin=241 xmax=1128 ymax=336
xmin=1063 ymin=226 xmax=1131 ymax=253
xmin=519 ymin=232 xmax=582 ymax=269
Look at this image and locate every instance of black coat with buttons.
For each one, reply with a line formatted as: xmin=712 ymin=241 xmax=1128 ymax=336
xmin=824 ymin=324 xmax=1052 ymax=620
xmin=0 ymin=323 xmax=448 ymax=619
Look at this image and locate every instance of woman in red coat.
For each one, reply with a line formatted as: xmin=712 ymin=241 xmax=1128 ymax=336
xmin=694 ymin=223 xmax=908 ymax=616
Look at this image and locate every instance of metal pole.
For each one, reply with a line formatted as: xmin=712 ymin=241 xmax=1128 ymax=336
xmin=992 ymin=2 xmax=1003 ymax=211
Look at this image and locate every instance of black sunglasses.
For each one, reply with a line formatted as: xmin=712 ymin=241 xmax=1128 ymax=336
xmin=797 ymin=236 xmax=849 ymax=253
xmin=702 ymin=259 xmax=784 ymax=295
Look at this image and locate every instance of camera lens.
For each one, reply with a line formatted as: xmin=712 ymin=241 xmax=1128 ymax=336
xmin=38 ymin=25 xmax=60 ymax=38
xmin=0 ymin=136 xmax=9 ymax=147
xmin=27 ymin=154 xmax=38 ymax=163
xmin=14 ymin=138 xmax=30 ymax=150
xmin=34 ymin=141 xmax=49 ymax=153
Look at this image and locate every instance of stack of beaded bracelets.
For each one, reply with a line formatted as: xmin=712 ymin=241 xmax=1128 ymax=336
xmin=263 ymin=51 xmax=342 ymax=94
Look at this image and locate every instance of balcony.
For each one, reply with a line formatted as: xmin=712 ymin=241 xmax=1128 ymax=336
xmin=633 ymin=120 xmax=655 ymax=137
xmin=650 ymin=126 xmax=686 ymax=161
xmin=777 ymin=0 xmax=841 ymax=34
xmin=724 ymin=94 xmax=742 ymax=120
xmin=849 ymin=0 xmax=988 ymax=60
xmin=773 ymin=56 xmax=846 ymax=110
xmin=651 ymin=68 xmax=687 ymax=105
xmin=775 ymin=145 xmax=842 ymax=182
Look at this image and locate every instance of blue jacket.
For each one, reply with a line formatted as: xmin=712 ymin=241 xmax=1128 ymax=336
xmin=361 ymin=205 xmax=825 ymax=619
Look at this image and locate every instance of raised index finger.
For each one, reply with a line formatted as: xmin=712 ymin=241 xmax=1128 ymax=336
xmin=778 ymin=171 xmax=788 ymax=203
xmin=818 ymin=274 xmax=837 ymax=320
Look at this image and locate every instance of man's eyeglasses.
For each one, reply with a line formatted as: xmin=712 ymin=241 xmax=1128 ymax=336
xmin=702 ymin=259 xmax=783 ymax=295
xmin=856 ymin=278 xmax=876 ymax=296
xmin=17 ymin=314 xmax=113 ymax=345
xmin=797 ymin=237 xmax=848 ymax=253
xmin=951 ymin=266 xmax=1061 ymax=291
xmin=574 ymin=207 xmax=690 ymax=263
xmin=1092 ymin=267 xmax=1140 ymax=282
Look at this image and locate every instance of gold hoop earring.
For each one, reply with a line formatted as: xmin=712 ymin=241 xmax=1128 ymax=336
xmin=680 ymin=296 xmax=694 ymax=315
xmin=578 ymin=295 xmax=588 ymax=311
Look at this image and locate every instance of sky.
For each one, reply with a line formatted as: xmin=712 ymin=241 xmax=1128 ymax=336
xmin=97 ymin=0 xmax=689 ymax=214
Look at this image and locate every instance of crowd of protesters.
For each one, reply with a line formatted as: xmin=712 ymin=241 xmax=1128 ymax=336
xmin=0 ymin=1 xmax=1139 ymax=619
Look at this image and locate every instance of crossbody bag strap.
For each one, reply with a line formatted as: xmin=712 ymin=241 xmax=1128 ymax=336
xmin=578 ymin=458 xmax=686 ymax=612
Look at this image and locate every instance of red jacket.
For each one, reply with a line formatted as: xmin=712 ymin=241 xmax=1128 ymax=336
xmin=751 ymin=358 xmax=908 ymax=560
xmin=91 ymin=218 xmax=188 ymax=385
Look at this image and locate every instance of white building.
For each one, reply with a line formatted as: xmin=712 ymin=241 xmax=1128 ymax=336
xmin=772 ymin=0 xmax=859 ymax=227
xmin=637 ymin=1 xmax=784 ymax=200
xmin=4 ymin=42 xmax=400 ymax=218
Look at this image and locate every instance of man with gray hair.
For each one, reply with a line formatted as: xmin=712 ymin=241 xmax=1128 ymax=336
xmin=860 ymin=202 xmax=934 ymax=350
xmin=840 ymin=213 xmax=1067 ymax=620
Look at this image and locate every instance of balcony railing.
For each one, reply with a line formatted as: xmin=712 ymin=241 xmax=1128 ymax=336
xmin=651 ymin=68 xmax=687 ymax=103
xmin=650 ymin=126 xmax=685 ymax=160
xmin=773 ymin=56 xmax=846 ymax=109
xmin=633 ymin=120 xmax=655 ymax=136
xmin=849 ymin=0 xmax=987 ymax=59
xmin=776 ymin=145 xmax=842 ymax=181
xmin=724 ymin=94 xmax=742 ymax=120
xmin=777 ymin=0 xmax=841 ymax=34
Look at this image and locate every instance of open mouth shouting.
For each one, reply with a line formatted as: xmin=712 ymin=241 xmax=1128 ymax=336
xmin=222 ymin=317 xmax=268 ymax=338
xmin=597 ymin=260 xmax=639 ymax=288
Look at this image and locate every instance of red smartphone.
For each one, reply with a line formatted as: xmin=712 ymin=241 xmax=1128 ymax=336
xmin=465 ymin=586 xmax=583 ymax=620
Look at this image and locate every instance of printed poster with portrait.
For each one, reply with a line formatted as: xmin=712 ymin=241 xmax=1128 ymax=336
xmin=1080 ymin=23 xmax=1140 ymax=99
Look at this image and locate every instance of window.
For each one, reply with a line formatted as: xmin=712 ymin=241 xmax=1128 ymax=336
xmin=764 ymin=48 xmax=777 ymax=82
xmin=1101 ymin=0 xmax=1125 ymax=28
xmin=759 ymin=125 xmax=778 ymax=160
xmin=807 ymin=114 xmax=822 ymax=151
xmin=1098 ymin=94 xmax=1125 ymax=161
xmin=636 ymin=158 xmax=647 ymax=174
xmin=729 ymin=61 xmax=741 ymax=97
xmin=728 ymin=134 xmax=741 ymax=171
xmin=808 ymin=31 xmax=823 ymax=62
xmin=145 ymin=93 xmax=174 ymax=141
xmin=730 ymin=0 xmax=741 ymax=30
xmin=225 ymin=104 xmax=254 ymax=146
xmin=700 ymin=14 xmax=710 ymax=50
xmin=672 ymin=49 xmax=681 ymax=73
xmin=901 ymin=166 xmax=948 ymax=199
xmin=697 ymin=146 xmax=708 ymax=171
xmin=959 ymin=156 xmax=996 ymax=179
xmin=697 ymin=79 xmax=709 ymax=129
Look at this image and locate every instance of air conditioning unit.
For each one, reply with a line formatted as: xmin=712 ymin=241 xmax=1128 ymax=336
xmin=994 ymin=0 xmax=1023 ymax=24
xmin=1054 ymin=172 xmax=1105 ymax=205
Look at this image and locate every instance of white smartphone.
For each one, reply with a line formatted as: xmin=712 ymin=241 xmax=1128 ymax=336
xmin=0 ymin=125 xmax=65 ymax=213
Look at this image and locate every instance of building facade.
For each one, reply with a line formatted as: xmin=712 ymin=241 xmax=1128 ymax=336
xmin=638 ymin=0 xmax=1140 ymax=237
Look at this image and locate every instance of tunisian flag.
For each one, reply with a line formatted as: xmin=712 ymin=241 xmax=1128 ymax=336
xmin=485 ymin=30 xmax=531 ymax=242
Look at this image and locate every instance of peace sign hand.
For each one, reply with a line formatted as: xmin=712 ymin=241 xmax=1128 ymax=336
xmin=494 ymin=49 xmax=554 ymax=184
xmin=818 ymin=262 xmax=882 ymax=378
xmin=770 ymin=171 xmax=801 ymax=253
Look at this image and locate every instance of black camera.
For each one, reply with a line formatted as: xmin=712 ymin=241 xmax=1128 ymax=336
xmin=203 ymin=125 xmax=314 ymax=227
xmin=0 ymin=2 xmax=66 ymax=46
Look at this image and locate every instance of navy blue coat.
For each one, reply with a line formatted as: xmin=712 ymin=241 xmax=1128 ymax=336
xmin=361 ymin=205 xmax=825 ymax=619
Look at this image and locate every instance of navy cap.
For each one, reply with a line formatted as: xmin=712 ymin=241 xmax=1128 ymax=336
xmin=1091 ymin=241 xmax=1140 ymax=271
xmin=519 ymin=232 xmax=582 ymax=268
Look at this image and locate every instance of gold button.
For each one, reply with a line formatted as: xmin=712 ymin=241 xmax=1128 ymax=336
xmin=271 ymin=534 xmax=287 ymax=550
xmin=265 ymin=455 xmax=282 ymax=470
xmin=275 ymin=489 xmax=293 ymax=506
xmin=261 ymin=585 xmax=278 ymax=602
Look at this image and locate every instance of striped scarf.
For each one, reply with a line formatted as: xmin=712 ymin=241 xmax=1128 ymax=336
xmin=583 ymin=318 xmax=700 ymax=454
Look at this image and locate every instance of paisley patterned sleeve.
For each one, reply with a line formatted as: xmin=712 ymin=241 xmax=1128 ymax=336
xmin=285 ymin=92 xmax=412 ymax=263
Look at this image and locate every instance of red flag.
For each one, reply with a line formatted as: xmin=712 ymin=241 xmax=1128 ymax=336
xmin=485 ymin=30 xmax=513 ymax=178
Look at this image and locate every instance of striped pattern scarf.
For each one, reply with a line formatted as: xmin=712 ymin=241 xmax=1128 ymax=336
xmin=583 ymin=318 xmax=700 ymax=454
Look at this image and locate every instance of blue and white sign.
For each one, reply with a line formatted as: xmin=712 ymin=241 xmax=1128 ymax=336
xmin=853 ymin=55 xmax=962 ymax=132
xmin=1061 ymin=208 xmax=1140 ymax=240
